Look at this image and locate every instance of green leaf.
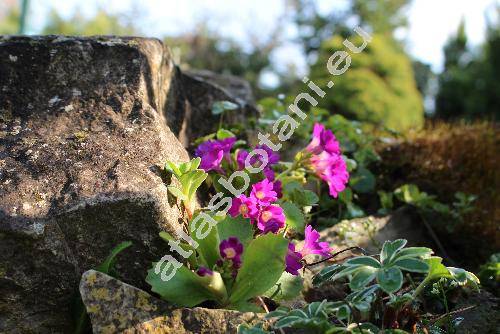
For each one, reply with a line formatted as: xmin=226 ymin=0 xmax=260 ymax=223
xmin=275 ymin=315 xmax=305 ymax=329
xmin=165 ymin=161 xmax=182 ymax=177
xmin=346 ymin=202 xmax=365 ymax=218
xmin=378 ymin=190 xmax=394 ymax=210
xmin=189 ymin=213 xmax=220 ymax=268
xmin=338 ymin=187 xmax=353 ymax=204
xmin=216 ymin=128 xmax=236 ymax=139
xmin=167 ymin=186 xmax=187 ymax=201
xmin=380 ymin=239 xmax=407 ymax=265
xmin=393 ymin=258 xmax=429 ymax=273
xmin=217 ymin=215 xmax=254 ymax=249
xmin=237 ymin=323 xmax=270 ymax=334
xmin=376 ymin=267 xmax=403 ymax=294
xmin=263 ymin=272 xmax=303 ymax=301
xmin=349 ymin=267 xmax=377 ymax=290
xmin=96 ymin=241 xmax=132 ymax=274
xmin=313 ymin=264 xmax=344 ymax=286
xmin=345 ymin=256 xmax=381 ymax=268
xmin=281 ymin=202 xmax=305 ymax=232
xmin=393 ymin=247 xmax=433 ymax=261
xmin=350 ymin=167 xmax=376 ymax=194
xmin=426 ymin=257 xmax=453 ymax=280
xmin=212 ymin=100 xmax=239 ymax=115
xmin=229 ymin=234 xmax=288 ymax=304
xmin=146 ymin=264 xmax=227 ymax=307
xmin=394 ymin=184 xmax=421 ymax=204
xmin=448 ymin=267 xmax=480 ymax=287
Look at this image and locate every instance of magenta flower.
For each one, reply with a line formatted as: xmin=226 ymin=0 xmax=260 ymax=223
xmin=228 ymin=194 xmax=258 ymax=219
xmin=195 ymin=137 xmax=236 ymax=172
xmin=309 ymin=150 xmax=349 ymax=198
xmin=237 ymin=145 xmax=279 ymax=171
xmin=255 ymin=144 xmax=280 ymax=166
xmin=285 ymin=225 xmax=332 ymax=275
xmin=307 ymin=123 xmax=341 ymax=155
xmin=257 ymin=205 xmax=285 ymax=233
xmin=301 ymin=225 xmax=331 ymax=257
xmin=285 ymin=243 xmax=303 ymax=276
xmin=250 ymin=178 xmax=277 ymax=205
xmin=197 ymin=266 xmax=213 ymax=277
xmin=273 ymin=180 xmax=283 ymax=199
xmin=263 ymin=167 xmax=275 ymax=180
xmin=219 ymin=237 xmax=244 ymax=268
xmin=236 ymin=149 xmax=249 ymax=170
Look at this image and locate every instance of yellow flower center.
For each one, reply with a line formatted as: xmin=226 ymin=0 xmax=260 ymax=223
xmin=261 ymin=210 xmax=273 ymax=222
xmin=224 ymin=248 xmax=236 ymax=259
xmin=255 ymin=191 xmax=265 ymax=199
xmin=239 ymin=204 xmax=248 ymax=215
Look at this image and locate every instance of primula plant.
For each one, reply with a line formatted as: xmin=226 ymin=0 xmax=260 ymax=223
xmin=146 ymin=119 xmax=351 ymax=311
xmin=141 ymin=102 xmax=482 ymax=334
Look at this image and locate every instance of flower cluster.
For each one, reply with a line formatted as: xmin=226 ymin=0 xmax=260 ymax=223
xmin=197 ymin=237 xmax=245 ymax=278
xmin=285 ymin=225 xmax=331 ymax=275
xmin=306 ymin=123 xmax=349 ymax=198
xmin=229 ymin=179 xmax=285 ymax=233
xmin=195 ymin=137 xmax=236 ymax=172
xmin=219 ymin=237 xmax=244 ymax=268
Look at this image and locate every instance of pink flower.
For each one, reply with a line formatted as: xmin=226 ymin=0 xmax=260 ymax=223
xmin=307 ymin=123 xmax=341 ymax=155
xmin=285 ymin=243 xmax=303 ymax=275
xmin=219 ymin=237 xmax=244 ymax=268
xmin=195 ymin=137 xmax=236 ymax=172
xmin=257 ymin=205 xmax=285 ymax=233
xmin=250 ymin=178 xmax=277 ymax=205
xmin=228 ymin=194 xmax=258 ymax=219
xmin=307 ymin=124 xmax=349 ymax=198
xmin=301 ymin=225 xmax=331 ymax=257
xmin=285 ymin=225 xmax=332 ymax=276
xmin=310 ymin=152 xmax=349 ymax=198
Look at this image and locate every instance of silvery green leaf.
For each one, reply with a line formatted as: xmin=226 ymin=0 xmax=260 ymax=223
xmin=345 ymin=256 xmax=381 ymax=268
xmin=393 ymin=258 xmax=429 ymax=273
xmin=380 ymin=239 xmax=407 ymax=265
xmin=212 ymin=100 xmax=239 ymax=115
xmin=376 ymin=267 xmax=403 ymax=294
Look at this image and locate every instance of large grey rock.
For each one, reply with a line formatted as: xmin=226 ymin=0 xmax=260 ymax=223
xmin=80 ymin=270 xmax=261 ymax=334
xmin=0 ymin=36 xmax=191 ymax=332
xmin=179 ymin=69 xmax=258 ymax=147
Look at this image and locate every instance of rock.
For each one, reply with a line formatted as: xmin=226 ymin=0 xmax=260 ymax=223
xmin=454 ymin=290 xmax=499 ymax=334
xmin=0 ymin=36 xmax=191 ymax=332
xmin=317 ymin=206 xmax=446 ymax=258
xmin=80 ymin=270 xmax=261 ymax=333
xmin=179 ymin=69 xmax=258 ymax=147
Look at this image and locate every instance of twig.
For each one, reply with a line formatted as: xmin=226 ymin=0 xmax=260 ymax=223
xmin=431 ymin=305 xmax=477 ymax=324
xmin=257 ymin=296 xmax=270 ymax=313
xmin=305 ymin=246 xmax=367 ymax=267
xmin=418 ymin=211 xmax=456 ymax=266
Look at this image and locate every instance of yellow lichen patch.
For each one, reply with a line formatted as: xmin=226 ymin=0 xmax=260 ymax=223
xmin=136 ymin=291 xmax=157 ymax=312
xmin=85 ymin=272 xmax=97 ymax=285
xmin=86 ymin=304 xmax=101 ymax=314
xmin=101 ymin=324 xmax=117 ymax=334
xmin=91 ymin=288 xmax=110 ymax=301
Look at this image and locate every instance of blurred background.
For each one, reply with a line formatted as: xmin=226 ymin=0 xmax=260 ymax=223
xmin=1 ymin=0 xmax=499 ymax=126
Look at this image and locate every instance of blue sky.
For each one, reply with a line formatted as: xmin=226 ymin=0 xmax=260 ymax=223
xmin=27 ymin=0 xmax=498 ymax=76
